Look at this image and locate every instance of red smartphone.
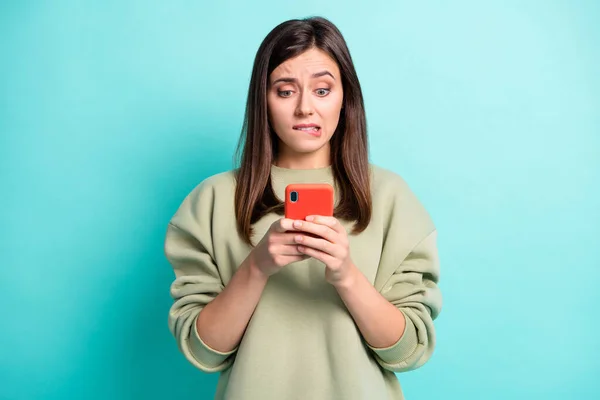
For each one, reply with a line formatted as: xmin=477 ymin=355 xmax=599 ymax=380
xmin=284 ymin=183 xmax=334 ymax=220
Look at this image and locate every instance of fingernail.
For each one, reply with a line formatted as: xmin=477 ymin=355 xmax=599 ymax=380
xmin=294 ymin=220 xmax=302 ymax=227
xmin=295 ymin=235 xmax=303 ymax=242
xmin=306 ymin=216 xmax=314 ymax=221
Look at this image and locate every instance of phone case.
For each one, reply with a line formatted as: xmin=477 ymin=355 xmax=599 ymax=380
xmin=284 ymin=183 xmax=334 ymax=220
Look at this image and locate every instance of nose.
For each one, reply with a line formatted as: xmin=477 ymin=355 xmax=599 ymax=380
xmin=294 ymin=91 xmax=314 ymax=116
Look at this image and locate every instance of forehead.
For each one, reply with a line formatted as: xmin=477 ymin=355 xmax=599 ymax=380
xmin=271 ymin=48 xmax=340 ymax=78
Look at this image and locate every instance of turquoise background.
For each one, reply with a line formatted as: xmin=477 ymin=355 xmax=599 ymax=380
xmin=1 ymin=1 xmax=599 ymax=399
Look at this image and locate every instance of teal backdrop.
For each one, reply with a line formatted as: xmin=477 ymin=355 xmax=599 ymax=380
xmin=1 ymin=1 xmax=598 ymax=399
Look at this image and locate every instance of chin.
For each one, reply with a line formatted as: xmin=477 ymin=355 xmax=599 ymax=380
xmin=289 ymin=141 xmax=327 ymax=154
xmin=278 ymin=133 xmax=331 ymax=155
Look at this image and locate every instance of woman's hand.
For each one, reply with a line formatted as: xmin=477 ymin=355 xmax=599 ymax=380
xmin=292 ymin=215 xmax=357 ymax=287
xmin=250 ymin=218 xmax=310 ymax=278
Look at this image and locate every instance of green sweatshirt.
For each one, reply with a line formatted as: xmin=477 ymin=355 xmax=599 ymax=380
xmin=165 ymin=164 xmax=442 ymax=400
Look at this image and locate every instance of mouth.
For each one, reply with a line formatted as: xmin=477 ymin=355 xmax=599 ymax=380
xmin=293 ymin=124 xmax=321 ymax=137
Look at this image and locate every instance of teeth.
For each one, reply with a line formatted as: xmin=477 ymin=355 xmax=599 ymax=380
xmin=297 ymin=127 xmax=319 ymax=131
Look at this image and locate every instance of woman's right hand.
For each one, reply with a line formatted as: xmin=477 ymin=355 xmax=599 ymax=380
xmin=249 ymin=218 xmax=309 ymax=278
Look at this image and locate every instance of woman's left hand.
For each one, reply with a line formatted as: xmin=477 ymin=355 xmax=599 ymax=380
xmin=292 ymin=215 xmax=357 ymax=287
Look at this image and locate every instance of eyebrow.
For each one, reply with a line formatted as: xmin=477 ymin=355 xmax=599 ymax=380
xmin=271 ymin=70 xmax=335 ymax=85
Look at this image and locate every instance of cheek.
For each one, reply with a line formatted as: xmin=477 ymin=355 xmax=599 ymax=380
xmin=267 ymin=101 xmax=285 ymax=126
xmin=321 ymin=97 xmax=343 ymax=125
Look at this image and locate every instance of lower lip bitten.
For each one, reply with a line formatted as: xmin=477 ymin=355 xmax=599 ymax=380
xmin=294 ymin=127 xmax=321 ymax=137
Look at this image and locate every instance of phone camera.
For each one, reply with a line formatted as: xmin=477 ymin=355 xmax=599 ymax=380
xmin=290 ymin=191 xmax=298 ymax=202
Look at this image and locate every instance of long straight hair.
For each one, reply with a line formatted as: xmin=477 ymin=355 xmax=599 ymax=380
xmin=234 ymin=16 xmax=372 ymax=246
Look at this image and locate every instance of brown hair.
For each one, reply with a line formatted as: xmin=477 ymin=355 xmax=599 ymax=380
xmin=233 ymin=16 xmax=372 ymax=246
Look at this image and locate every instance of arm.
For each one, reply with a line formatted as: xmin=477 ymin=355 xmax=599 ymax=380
xmin=167 ymin=220 xmax=268 ymax=364
xmin=294 ymin=221 xmax=441 ymax=373
xmin=294 ymin=173 xmax=442 ymax=373
xmin=166 ymin=180 xmax=305 ymax=372
xmin=196 ymin=214 xmax=309 ymax=353
xmin=347 ymin=230 xmax=442 ymax=373
xmin=195 ymin=254 xmax=268 ymax=353
xmin=165 ymin=182 xmax=267 ymax=373
xmin=334 ymin=265 xmax=407 ymax=350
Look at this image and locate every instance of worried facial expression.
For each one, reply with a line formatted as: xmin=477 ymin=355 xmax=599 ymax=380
xmin=267 ymin=48 xmax=344 ymax=158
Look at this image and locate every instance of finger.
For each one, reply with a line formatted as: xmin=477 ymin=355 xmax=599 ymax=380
xmin=305 ymin=215 xmax=345 ymax=234
xmin=279 ymin=243 xmax=307 ymax=256
xmin=272 ymin=218 xmax=298 ymax=233
xmin=293 ymin=234 xmax=340 ymax=258
xmin=297 ymin=245 xmax=336 ymax=265
xmin=292 ymin=219 xmax=337 ymax=242
xmin=283 ymin=255 xmax=311 ymax=264
xmin=274 ymin=232 xmax=305 ymax=245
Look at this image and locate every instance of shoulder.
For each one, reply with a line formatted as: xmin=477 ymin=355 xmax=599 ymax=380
xmin=187 ymin=169 xmax=237 ymax=201
xmin=369 ymin=163 xmax=414 ymax=198
xmin=198 ymin=169 xmax=237 ymax=191
xmin=368 ymin=163 xmax=436 ymax=234
xmin=170 ymin=169 xmax=237 ymax=225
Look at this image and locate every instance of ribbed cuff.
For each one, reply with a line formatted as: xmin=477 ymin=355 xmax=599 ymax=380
xmin=367 ymin=311 xmax=418 ymax=365
xmin=189 ymin=314 xmax=238 ymax=369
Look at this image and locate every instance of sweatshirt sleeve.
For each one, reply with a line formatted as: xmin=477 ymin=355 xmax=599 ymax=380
xmin=367 ymin=230 xmax=442 ymax=372
xmin=366 ymin=175 xmax=442 ymax=373
xmin=164 ymin=181 xmax=238 ymax=373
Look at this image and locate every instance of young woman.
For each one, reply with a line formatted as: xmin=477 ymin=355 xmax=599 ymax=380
xmin=165 ymin=16 xmax=442 ymax=400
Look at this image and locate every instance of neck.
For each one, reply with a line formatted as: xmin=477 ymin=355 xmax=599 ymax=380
xmin=269 ymin=160 xmax=337 ymax=204
xmin=275 ymin=145 xmax=331 ymax=169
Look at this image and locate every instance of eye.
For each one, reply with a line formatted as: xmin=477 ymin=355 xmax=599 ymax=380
xmin=277 ymin=90 xmax=293 ymax=98
xmin=315 ymin=88 xmax=330 ymax=97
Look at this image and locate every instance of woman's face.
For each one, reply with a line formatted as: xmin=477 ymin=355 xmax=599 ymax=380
xmin=267 ymin=48 xmax=344 ymax=165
